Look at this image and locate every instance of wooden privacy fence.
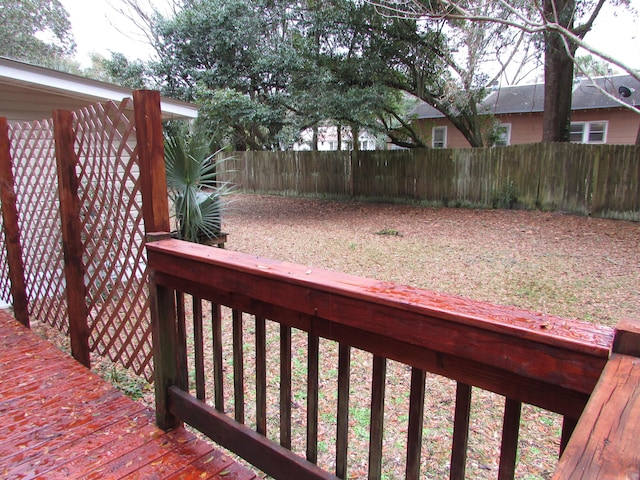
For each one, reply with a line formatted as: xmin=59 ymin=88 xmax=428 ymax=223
xmin=0 ymin=92 xmax=159 ymax=381
xmin=219 ymin=144 xmax=640 ymax=220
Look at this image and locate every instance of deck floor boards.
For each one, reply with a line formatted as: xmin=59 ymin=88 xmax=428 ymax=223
xmin=0 ymin=310 xmax=258 ymax=480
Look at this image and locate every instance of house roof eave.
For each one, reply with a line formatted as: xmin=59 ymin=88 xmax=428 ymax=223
xmin=0 ymin=57 xmax=199 ymax=122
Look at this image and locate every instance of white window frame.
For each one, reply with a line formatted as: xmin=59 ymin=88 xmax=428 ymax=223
xmin=494 ymin=123 xmax=511 ymax=146
xmin=432 ymin=126 xmax=447 ymax=148
xmin=570 ymin=121 xmax=608 ymax=144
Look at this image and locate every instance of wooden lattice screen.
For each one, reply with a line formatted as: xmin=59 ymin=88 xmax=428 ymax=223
xmin=6 ymin=120 xmax=69 ymax=333
xmin=1 ymin=99 xmax=154 ymax=381
xmin=73 ymin=99 xmax=153 ymax=380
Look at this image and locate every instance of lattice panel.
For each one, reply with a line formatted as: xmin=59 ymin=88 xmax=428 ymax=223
xmin=73 ymin=99 xmax=153 ymax=381
xmin=7 ymin=120 xmax=69 ymax=333
xmin=0 ymin=225 xmax=9 ymax=306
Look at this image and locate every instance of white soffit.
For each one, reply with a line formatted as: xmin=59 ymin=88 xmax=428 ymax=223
xmin=0 ymin=57 xmax=198 ymax=122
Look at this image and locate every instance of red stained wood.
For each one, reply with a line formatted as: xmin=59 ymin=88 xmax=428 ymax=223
xmin=133 ymin=90 xmax=171 ymax=234
xmin=0 ymin=117 xmax=29 ymax=327
xmin=168 ymin=386 xmax=336 ymax=480
xmin=52 ymin=109 xmax=90 ymax=368
xmin=0 ymin=310 xmax=257 ymax=480
xmin=552 ymin=353 xmax=640 ymax=479
xmin=147 ymin=240 xmax=610 ymax=417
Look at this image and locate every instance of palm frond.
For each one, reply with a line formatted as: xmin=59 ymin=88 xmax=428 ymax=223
xmin=164 ymin=129 xmax=234 ymax=243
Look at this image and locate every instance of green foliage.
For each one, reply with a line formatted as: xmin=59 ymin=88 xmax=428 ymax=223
xmin=139 ymin=0 xmax=419 ymax=150
xmin=149 ymin=0 xmax=300 ymax=150
xmin=492 ymin=180 xmax=518 ymax=209
xmin=164 ymin=126 xmax=232 ymax=243
xmin=0 ymin=0 xmax=75 ymax=66
xmin=93 ymin=53 xmax=152 ymax=89
xmin=375 ymin=228 xmax=402 ymax=236
xmin=104 ymin=365 xmax=149 ymax=400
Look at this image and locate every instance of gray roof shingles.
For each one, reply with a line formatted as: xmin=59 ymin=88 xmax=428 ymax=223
xmin=413 ymin=74 xmax=640 ymax=119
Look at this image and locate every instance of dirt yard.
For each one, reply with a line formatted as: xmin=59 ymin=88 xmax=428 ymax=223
xmin=222 ymin=193 xmax=639 ymax=327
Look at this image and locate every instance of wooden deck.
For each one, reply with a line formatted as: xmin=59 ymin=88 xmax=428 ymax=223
xmin=0 ymin=310 xmax=258 ymax=480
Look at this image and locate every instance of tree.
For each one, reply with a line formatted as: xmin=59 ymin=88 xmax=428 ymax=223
xmin=92 ymin=53 xmax=152 ymax=90
xmin=307 ymin=0 xmax=533 ymax=147
xmin=0 ymin=0 xmax=75 ymax=66
xmin=144 ymin=0 xmax=304 ymax=150
xmin=366 ymin=0 xmax=633 ymax=142
xmin=113 ymin=0 xmax=413 ymax=150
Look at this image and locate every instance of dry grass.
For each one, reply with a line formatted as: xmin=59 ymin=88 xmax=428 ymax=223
xmin=31 ymin=193 xmax=640 ymax=479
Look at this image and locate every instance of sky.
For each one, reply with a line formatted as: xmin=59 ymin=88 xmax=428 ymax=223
xmin=60 ymin=0 xmax=640 ymax=75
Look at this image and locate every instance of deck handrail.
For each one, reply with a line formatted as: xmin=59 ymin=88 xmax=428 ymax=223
xmin=146 ymin=237 xmax=615 ymax=479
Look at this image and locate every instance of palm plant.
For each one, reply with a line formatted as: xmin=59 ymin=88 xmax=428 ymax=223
xmin=164 ymin=129 xmax=232 ymax=244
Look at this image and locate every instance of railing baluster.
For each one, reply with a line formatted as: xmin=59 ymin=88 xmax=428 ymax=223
xmin=560 ymin=416 xmax=578 ymax=456
xmin=450 ymin=382 xmax=472 ymax=480
xmin=175 ymin=291 xmax=188 ymax=391
xmin=256 ymin=316 xmax=267 ymax=435
xmin=233 ymin=309 xmax=245 ymax=423
xmin=193 ymin=297 xmax=205 ymax=401
xmin=211 ymin=303 xmax=224 ymax=411
xmin=336 ymin=343 xmax=351 ymax=479
xmin=280 ymin=324 xmax=292 ymax=449
xmin=406 ymin=367 xmax=426 ymax=480
xmin=368 ymin=355 xmax=387 ymax=480
xmin=498 ymin=397 xmax=522 ymax=480
xmin=307 ymin=332 xmax=319 ymax=464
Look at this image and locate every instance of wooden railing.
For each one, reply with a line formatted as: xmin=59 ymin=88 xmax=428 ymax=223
xmin=146 ymin=237 xmax=617 ymax=479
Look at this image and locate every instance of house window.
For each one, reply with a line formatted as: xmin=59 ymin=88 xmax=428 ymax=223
xmin=494 ymin=123 xmax=511 ymax=146
xmin=359 ymin=139 xmax=375 ymax=150
xmin=570 ymin=121 xmax=607 ymax=144
xmin=432 ymin=126 xmax=447 ymax=148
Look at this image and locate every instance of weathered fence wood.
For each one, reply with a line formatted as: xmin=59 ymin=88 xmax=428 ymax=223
xmin=52 ymin=109 xmax=90 ymax=368
xmin=220 ymin=145 xmax=640 ymax=220
xmin=0 ymin=117 xmax=29 ymax=327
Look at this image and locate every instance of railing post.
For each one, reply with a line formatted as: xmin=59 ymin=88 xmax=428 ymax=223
xmin=52 ymin=110 xmax=90 ymax=368
xmin=133 ymin=90 xmax=171 ymax=234
xmin=133 ymin=90 xmax=179 ymax=430
xmin=612 ymin=318 xmax=640 ymax=356
xmin=0 ymin=118 xmax=29 ymax=327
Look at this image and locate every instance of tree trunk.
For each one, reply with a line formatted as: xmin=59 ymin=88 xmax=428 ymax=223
xmin=337 ymin=124 xmax=342 ymax=151
xmin=350 ymin=123 xmax=360 ymax=151
xmin=542 ymin=0 xmax=576 ymax=143
xmin=312 ymin=125 xmax=318 ymax=151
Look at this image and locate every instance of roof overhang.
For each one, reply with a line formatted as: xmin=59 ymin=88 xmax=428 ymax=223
xmin=0 ymin=57 xmax=199 ymax=123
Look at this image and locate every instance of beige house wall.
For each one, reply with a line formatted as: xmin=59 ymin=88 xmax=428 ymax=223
xmin=415 ymin=108 xmax=639 ymax=148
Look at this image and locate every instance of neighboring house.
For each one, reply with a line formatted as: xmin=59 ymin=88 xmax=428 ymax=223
xmin=411 ymin=74 xmax=640 ymax=148
xmin=294 ymin=125 xmax=378 ymax=151
xmin=0 ymin=57 xmax=198 ymax=122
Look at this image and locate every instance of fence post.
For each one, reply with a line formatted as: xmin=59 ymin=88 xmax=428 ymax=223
xmin=0 ymin=118 xmax=29 ymax=327
xmin=133 ymin=89 xmax=180 ymax=430
xmin=52 ymin=110 xmax=91 ymax=368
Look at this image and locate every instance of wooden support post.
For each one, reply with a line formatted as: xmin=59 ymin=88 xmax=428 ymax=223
xmin=133 ymin=90 xmax=178 ymax=430
xmin=612 ymin=318 xmax=640 ymax=357
xmin=0 ymin=118 xmax=29 ymax=327
xmin=52 ymin=110 xmax=90 ymax=368
xmin=133 ymin=90 xmax=171 ymax=234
